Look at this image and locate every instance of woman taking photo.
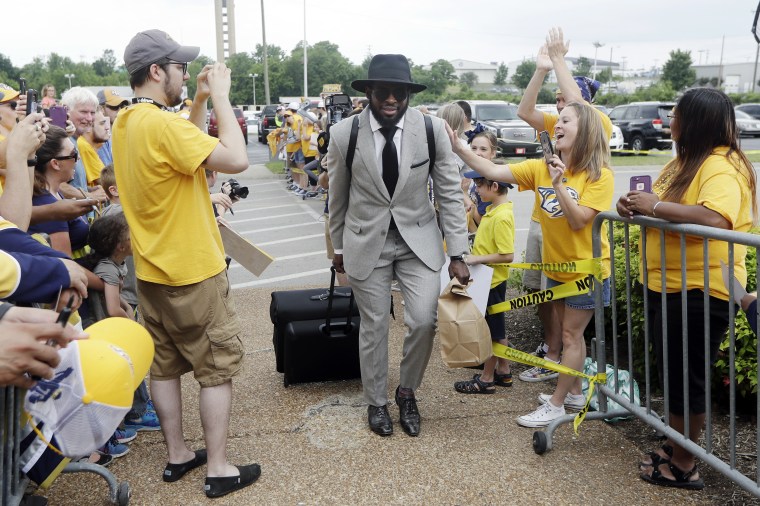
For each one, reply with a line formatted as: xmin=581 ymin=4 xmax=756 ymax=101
xmin=448 ymin=101 xmax=614 ymax=427
xmin=619 ymin=87 xmax=757 ymax=490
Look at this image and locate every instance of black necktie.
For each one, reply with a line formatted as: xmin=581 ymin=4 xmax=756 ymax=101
xmin=380 ymin=126 xmax=398 ymax=197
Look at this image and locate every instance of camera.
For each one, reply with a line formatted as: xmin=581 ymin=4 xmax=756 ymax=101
xmin=324 ymin=93 xmax=353 ymax=130
xmin=225 ymin=179 xmax=249 ymax=200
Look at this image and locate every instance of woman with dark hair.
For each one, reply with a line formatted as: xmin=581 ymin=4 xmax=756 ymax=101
xmin=449 ymin=101 xmax=614 ymax=427
xmin=619 ymin=87 xmax=758 ymax=490
xmin=28 ymin=125 xmax=90 ymax=258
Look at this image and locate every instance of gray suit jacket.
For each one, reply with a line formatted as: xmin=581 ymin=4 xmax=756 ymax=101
xmin=327 ymin=107 xmax=468 ymax=281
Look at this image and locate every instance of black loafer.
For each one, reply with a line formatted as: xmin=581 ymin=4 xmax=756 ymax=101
xmin=395 ymin=387 xmax=420 ymax=437
xmin=205 ymin=464 xmax=261 ymax=498
xmin=367 ymin=405 xmax=393 ymax=436
xmin=163 ymin=449 xmax=207 ymax=483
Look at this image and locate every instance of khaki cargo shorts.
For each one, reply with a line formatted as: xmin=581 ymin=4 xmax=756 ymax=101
xmin=138 ymin=270 xmax=243 ymax=387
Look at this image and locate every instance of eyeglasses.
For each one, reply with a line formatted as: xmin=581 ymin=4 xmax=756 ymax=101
xmin=1 ymin=101 xmax=17 ymax=109
xmin=106 ymin=103 xmax=128 ymax=111
xmin=54 ymin=149 xmax=79 ymax=163
xmin=667 ymin=111 xmax=677 ymax=119
xmin=370 ymin=86 xmax=409 ymax=102
xmin=158 ymin=60 xmax=188 ymax=75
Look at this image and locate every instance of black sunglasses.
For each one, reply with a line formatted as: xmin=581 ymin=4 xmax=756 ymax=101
xmin=54 ymin=149 xmax=79 ymax=163
xmin=2 ymin=100 xmax=17 ymax=109
xmin=370 ymin=86 xmax=409 ymax=102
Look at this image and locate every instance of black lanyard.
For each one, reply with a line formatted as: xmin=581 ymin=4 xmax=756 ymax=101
xmin=131 ymin=97 xmax=170 ymax=111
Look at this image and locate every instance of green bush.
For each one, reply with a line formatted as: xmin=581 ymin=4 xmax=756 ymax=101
xmin=606 ymin=221 xmax=758 ymax=399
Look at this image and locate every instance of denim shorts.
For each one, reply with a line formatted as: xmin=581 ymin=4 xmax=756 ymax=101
xmin=545 ymin=276 xmax=610 ymax=310
xmin=292 ymin=148 xmax=305 ymax=163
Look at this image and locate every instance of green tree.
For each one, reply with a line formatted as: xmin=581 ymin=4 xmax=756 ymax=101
xmin=537 ymin=87 xmax=556 ymax=104
xmin=226 ymin=52 xmax=258 ymax=105
xmin=187 ymin=55 xmax=213 ymax=99
xmin=596 ymin=67 xmax=613 ymax=84
xmin=302 ymin=41 xmax=360 ymax=97
xmin=511 ymin=60 xmax=536 ymax=90
xmin=494 ymin=62 xmax=508 ymax=86
xmin=661 ymin=49 xmax=696 ymax=92
xmin=0 ymin=53 xmax=17 ymax=84
xmin=573 ymin=56 xmax=592 ymax=77
xmin=92 ymin=49 xmax=117 ymax=77
xmin=459 ymin=72 xmax=478 ymax=88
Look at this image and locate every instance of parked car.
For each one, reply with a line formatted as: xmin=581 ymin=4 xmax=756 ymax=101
xmin=735 ymin=109 xmax=760 ymax=137
xmin=607 ymin=101 xmax=675 ymax=152
xmin=535 ymin=103 xmax=558 ymax=115
xmin=735 ymin=103 xmax=760 ymax=120
xmin=610 ymin=124 xmax=625 ymax=152
xmin=467 ymin=100 xmax=542 ymax=157
xmin=257 ymin=104 xmax=280 ymax=143
xmin=208 ymin=107 xmax=248 ymax=145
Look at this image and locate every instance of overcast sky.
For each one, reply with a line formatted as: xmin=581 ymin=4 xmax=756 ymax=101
xmin=4 ymin=0 xmax=759 ymax=74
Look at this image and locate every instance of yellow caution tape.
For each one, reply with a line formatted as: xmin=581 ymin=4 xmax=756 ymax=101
xmin=487 ymin=258 xmax=603 ymax=315
xmin=491 ymin=343 xmax=606 ymax=433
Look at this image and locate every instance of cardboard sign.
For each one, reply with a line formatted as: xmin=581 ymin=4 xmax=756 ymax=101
xmin=219 ymin=224 xmax=274 ymax=277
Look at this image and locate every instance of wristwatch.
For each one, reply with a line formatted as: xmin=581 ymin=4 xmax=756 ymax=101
xmin=449 ymin=255 xmax=465 ymax=262
xmin=27 ymin=156 xmax=38 ymax=167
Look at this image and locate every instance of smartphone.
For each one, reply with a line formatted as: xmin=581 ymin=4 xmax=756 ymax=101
xmin=630 ymin=175 xmax=652 ymax=193
xmin=49 ymin=105 xmax=68 ymax=128
xmin=18 ymin=78 xmax=26 ymax=96
xmin=539 ymin=130 xmax=553 ymax=165
xmin=25 ymin=90 xmax=38 ymax=115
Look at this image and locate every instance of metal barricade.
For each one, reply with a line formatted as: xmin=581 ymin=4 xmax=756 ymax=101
xmin=1 ymin=386 xmax=28 ymax=506
xmin=537 ymin=210 xmax=760 ymax=499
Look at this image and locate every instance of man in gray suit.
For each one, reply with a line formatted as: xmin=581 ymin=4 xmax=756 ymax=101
xmin=327 ymin=54 xmax=470 ymax=437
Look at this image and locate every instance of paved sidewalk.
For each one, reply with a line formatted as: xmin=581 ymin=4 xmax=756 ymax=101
xmin=41 ymin=288 xmax=712 ymax=505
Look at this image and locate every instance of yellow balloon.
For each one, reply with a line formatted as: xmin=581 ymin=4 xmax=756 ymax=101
xmin=87 ymin=318 xmax=154 ymax=389
xmin=77 ymin=339 xmax=134 ymax=408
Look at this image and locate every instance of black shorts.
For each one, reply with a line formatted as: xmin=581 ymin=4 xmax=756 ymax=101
xmin=486 ymin=281 xmax=507 ymax=341
xmin=647 ymin=289 xmax=731 ymax=415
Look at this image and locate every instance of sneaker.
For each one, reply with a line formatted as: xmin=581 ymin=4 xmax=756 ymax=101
xmin=305 ymin=191 xmax=318 ymax=198
xmin=537 ymin=392 xmax=586 ymax=411
xmin=125 ymin=410 xmax=161 ymax=432
xmin=114 ymin=427 xmax=137 ymax=444
xmin=98 ymin=435 xmax=130 ymax=458
xmin=145 ymin=399 xmax=156 ymax=414
xmin=516 ymin=401 xmax=565 ymax=428
xmin=530 ymin=343 xmax=548 ymax=359
xmin=518 ymin=358 xmax=560 ymax=383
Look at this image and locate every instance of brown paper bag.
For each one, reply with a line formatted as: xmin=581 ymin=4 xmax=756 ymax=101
xmin=437 ymin=279 xmax=492 ymax=368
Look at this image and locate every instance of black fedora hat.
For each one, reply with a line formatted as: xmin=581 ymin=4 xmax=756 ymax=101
xmin=351 ymin=54 xmax=427 ymax=94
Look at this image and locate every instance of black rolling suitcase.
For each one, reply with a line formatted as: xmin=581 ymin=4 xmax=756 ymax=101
xmin=270 ymin=268 xmax=361 ymax=386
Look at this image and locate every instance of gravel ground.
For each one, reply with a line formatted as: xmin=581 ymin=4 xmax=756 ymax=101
xmin=29 ymin=285 xmax=755 ymax=505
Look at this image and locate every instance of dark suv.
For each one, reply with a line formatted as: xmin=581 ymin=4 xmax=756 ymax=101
xmin=208 ymin=107 xmax=248 ymax=144
xmin=466 ymin=100 xmax=542 ymax=157
xmin=608 ymin=102 xmax=675 ymax=152
xmin=257 ymin=104 xmax=280 ymax=143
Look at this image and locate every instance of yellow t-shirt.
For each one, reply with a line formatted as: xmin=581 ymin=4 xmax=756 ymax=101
xmin=112 ymin=103 xmax=222 ymax=286
xmin=643 ymin=147 xmax=754 ymax=300
xmin=77 ymin=136 xmax=105 ymax=185
xmin=527 ymin=108 xmax=613 ymax=224
xmin=511 ymin=159 xmax=613 ymax=283
xmin=301 ymin=121 xmax=317 ymax=157
xmin=472 ymin=201 xmax=515 ymax=288
xmin=285 ymin=114 xmax=303 ymax=153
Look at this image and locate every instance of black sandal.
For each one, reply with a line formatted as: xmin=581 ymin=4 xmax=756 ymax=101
xmin=454 ymin=374 xmax=495 ymax=394
xmin=640 ymin=462 xmax=704 ymax=490
xmin=494 ymin=372 xmax=513 ymax=387
xmin=639 ymin=443 xmax=673 ymax=468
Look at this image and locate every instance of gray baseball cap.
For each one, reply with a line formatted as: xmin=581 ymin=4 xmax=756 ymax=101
xmin=124 ymin=29 xmax=199 ymax=75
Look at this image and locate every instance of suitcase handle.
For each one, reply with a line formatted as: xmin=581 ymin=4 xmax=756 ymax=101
xmin=325 ymin=266 xmax=356 ymax=330
xmin=319 ymin=320 xmax=357 ymax=338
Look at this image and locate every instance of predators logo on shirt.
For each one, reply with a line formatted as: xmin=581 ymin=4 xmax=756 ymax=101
xmin=538 ymin=186 xmax=580 ymax=218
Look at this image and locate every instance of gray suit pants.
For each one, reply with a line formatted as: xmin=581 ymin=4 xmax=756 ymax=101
xmin=348 ymin=229 xmax=442 ymax=407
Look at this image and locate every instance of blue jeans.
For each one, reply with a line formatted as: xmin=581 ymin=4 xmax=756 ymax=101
xmin=545 ymin=276 xmax=610 ymax=310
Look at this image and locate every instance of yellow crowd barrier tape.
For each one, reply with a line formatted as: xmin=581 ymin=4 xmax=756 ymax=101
xmin=487 ymin=258 xmax=603 ymax=315
xmin=491 ymin=343 xmax=606 ymax=433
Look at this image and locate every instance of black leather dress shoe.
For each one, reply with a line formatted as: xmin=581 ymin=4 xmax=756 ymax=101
xmin=395 ymin=387 xmax=420 ymax=437
xmin=367 ymin=405 xmax=393 ymax=436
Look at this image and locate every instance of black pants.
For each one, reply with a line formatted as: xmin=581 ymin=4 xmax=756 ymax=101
xmin=647 ymin=289 xmax=731 ymax=415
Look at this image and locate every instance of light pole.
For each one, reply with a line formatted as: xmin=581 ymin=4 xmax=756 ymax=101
xmin=249 ymin=73 xmax=258 ymax=108
xmin=592 ymin=41 xmax=604 ymax=80
xmin=302 ymin=0 xmax=308 ymax=98
xmin=64 ymin=73 xmax=75 ymax=89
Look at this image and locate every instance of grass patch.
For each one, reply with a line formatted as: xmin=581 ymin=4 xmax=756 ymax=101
xmin=265 ymin=160 xmax=286 ymax=174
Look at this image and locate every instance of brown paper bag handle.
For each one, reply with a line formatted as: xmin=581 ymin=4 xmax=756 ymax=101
xmin=444 ymin=278 xmax=474 ymax=298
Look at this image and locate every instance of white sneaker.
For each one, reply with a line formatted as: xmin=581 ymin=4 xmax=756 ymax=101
xmin=516 ymin=401 xmax=565 ymax=428
xmin=537 ymin=392 xmax=586 ymax=411
xmin=518 ymin=358 xmax=560 ymax=383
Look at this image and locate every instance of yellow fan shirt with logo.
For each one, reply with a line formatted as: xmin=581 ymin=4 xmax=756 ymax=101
xmin=644 ymin=147 xmax=754 ymax=301
xmin=111 ymin=103 xmax=223 ymax=286
xmin=510 ymin=159 xmax=613 ymax=283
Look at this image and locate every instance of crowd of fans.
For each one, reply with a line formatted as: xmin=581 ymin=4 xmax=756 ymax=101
xmin=1 ymin=24 xmax=759 ymax=499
